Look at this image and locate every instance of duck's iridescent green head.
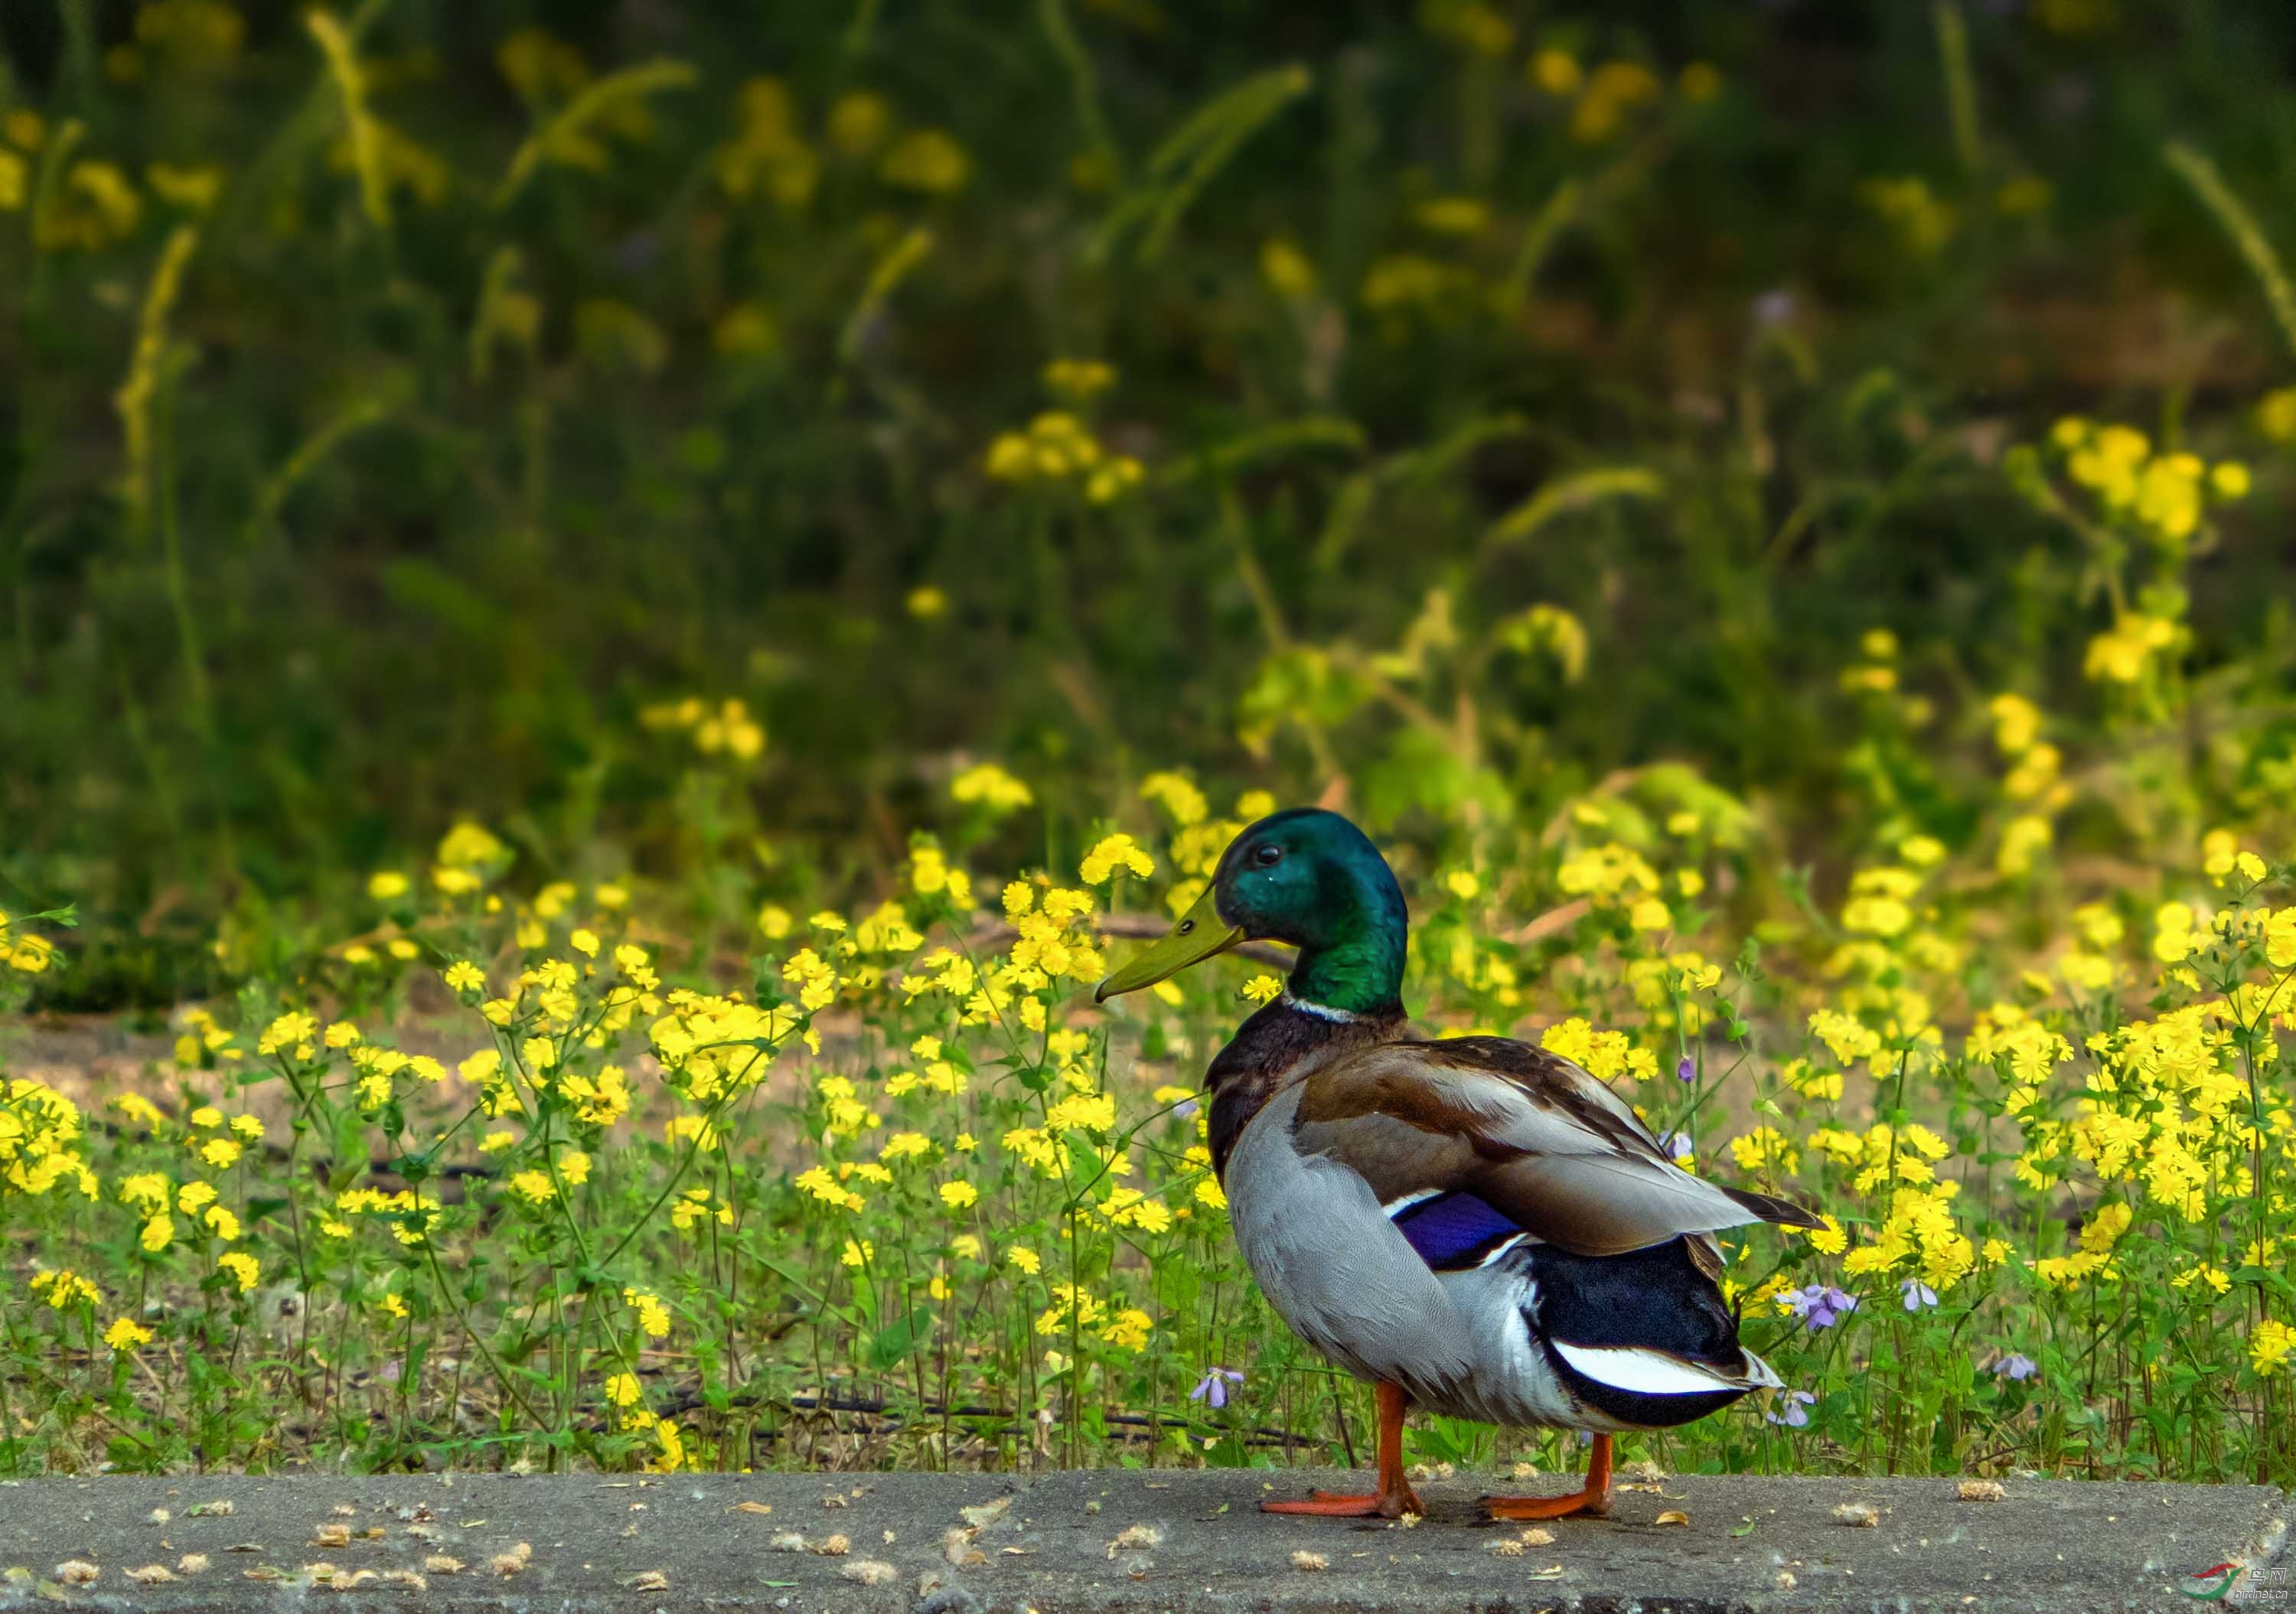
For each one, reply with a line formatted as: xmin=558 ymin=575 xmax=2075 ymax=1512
xmin=1094 ymin=808 xmax=1409 ymax=1016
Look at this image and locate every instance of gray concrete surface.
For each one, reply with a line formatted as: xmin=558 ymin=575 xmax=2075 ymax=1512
xmin=0 ymin=1467 xmax=2284 ymax=1612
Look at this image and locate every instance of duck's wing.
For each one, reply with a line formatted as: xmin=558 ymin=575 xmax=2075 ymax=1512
xmin=1290 ymin=1035 xmax=1821 ymax=1261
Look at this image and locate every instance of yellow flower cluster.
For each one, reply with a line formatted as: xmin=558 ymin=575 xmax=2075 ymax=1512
xmin=1848 ymin=1185 xmax=1975 ymax=1290
xmin=1 ymin=1080 xmax=96 ymax=1201
xmin=425 ymin=820 xmax=511 ymax=897
xmin=651 ymin=991 xmax=806 ymax=1103
xmin=29 ymin=1269 xmax=100 ymax=1309
xmin=2032 ymin=1202 xmax=2135 ymax=1289
xmin=1564 ymin=60 xmax=1665 ymax=144
xmin=983 ymin=412 xmax=1145 ymax=504
xmin=1080 ymin=834 xmax=1154 ymax=885
xmin=642 ymin=696 xmax=766 ymax=761
xmin=0 ymin=910 xmax=56 ymax=974
xmin=2050 ymin=417 xmax=2247 ymax=544
xmin=951 ymin=761 xmax=1034 ymax=812
xmin=716 ymin=78 xmax=820 ymax=208
xmin=2253 ymin=1320 xmax=2296 ymax=1378
xmin=323 ymin=1186 xmax=442 ymax=1247
xmin=1864 ymin=176 xmax=1958 ymax=259
xmin=1000 ymin=884 xmax=1106 ymax=993
xmin=2083 ymin=612 xmax=2181 ymax=686
xmin=1539 ymin=1018 xmax=1658 ymax=1082
xmin=909 ymin=843 xmax=976 ymax=911
xmin=1042 ymin=359 xmax=1115 ymax=401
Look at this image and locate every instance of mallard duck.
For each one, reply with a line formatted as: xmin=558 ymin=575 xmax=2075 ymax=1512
xmin=1096 ymin=807 xmax=1817 ymax=1521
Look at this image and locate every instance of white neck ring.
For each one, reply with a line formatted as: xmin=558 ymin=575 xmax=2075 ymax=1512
xmin=1283 ymin=993 xmax=1360 ymax=1022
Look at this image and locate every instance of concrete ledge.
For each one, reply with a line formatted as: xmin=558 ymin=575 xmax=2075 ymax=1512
xmin=1 ymin=1469 xmax=2285 ymax=1612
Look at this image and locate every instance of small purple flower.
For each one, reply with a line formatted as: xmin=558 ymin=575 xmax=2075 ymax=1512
xmin=1657 ymin=1130 xmax=1694 ymax=1163
xmin=1783 ymin=1283 xmax=1859 ymax=1332
xmin=1675 ymin=1056 xmax=1696 ymax=1084
xmin=1189 ymin=1368 xmax=1242 ymax=1410
xmin=1900 ymin=1278 xmax=1939 ymax=1312
xmin=1174 ymin=1099 xmax=1200 ymax=1120
xmin=1765 ymin=1389 xmax=1816 ymax=1428
xmin=1991 ymin=1353 xmax=2038 ymax=1382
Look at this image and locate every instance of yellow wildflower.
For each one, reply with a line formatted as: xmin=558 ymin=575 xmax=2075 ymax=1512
xmin=1081 ymin=833 xmax=1154 ymax=885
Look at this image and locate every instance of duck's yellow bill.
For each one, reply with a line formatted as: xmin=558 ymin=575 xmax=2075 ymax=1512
xmin=1094 ymin=886 xmax=1245 ymax=1002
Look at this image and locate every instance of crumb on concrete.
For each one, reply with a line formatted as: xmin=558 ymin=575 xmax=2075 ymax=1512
xmin=1107 ymin=1524 xmax=1163 ymax=1557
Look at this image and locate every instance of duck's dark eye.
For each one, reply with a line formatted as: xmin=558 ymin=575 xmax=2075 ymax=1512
xmin=1253 ymin=844 xmax=1283 ymax=867
xmin=1177 ymin=919 xmax=1195 ymax=934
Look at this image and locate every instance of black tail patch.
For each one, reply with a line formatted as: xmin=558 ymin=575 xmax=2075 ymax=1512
xmin=1525 ymin=1237 xmax=1757 ymax=1430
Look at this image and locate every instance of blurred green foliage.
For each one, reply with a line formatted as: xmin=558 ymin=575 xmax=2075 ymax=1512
xmin=4 ymin=0 xmax=2296 ymax=1006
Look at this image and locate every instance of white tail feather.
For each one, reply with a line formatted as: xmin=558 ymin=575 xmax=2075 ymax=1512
xmin=1552 ymin=1340 xmax=1762 ymax=1397
xmin=1740 ymin=1346 xmax=1783 ymax=1391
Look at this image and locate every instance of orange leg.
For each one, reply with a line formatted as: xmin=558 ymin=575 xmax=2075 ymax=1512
xmin=1481 ymin=1432 xmax=1613 ymax=1521
xmin=1262 ymin=1381 xmax=1424 ymax=1518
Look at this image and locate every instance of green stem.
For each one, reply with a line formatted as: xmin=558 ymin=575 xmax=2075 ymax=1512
xmin=422 ymin=1241 xmax=547 ymax=1432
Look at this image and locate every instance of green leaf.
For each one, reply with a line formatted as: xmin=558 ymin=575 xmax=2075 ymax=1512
xmin=1486 ymin=466 xmax=1662 ymax=547
xmin=868 ymin=1313 xmax=934 ymax=1372
xmin=1092 ymin=64 xmax=1310 ymax=263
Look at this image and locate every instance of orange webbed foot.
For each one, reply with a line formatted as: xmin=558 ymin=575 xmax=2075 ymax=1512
xmin=1479 ymin=1488 xmax=1609 ymax=1521
xmin=1482 ymin=1431 xmax=1613 ymax=1521
xmin=1261 ymin=1486 xmax=1424 ymax=1518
